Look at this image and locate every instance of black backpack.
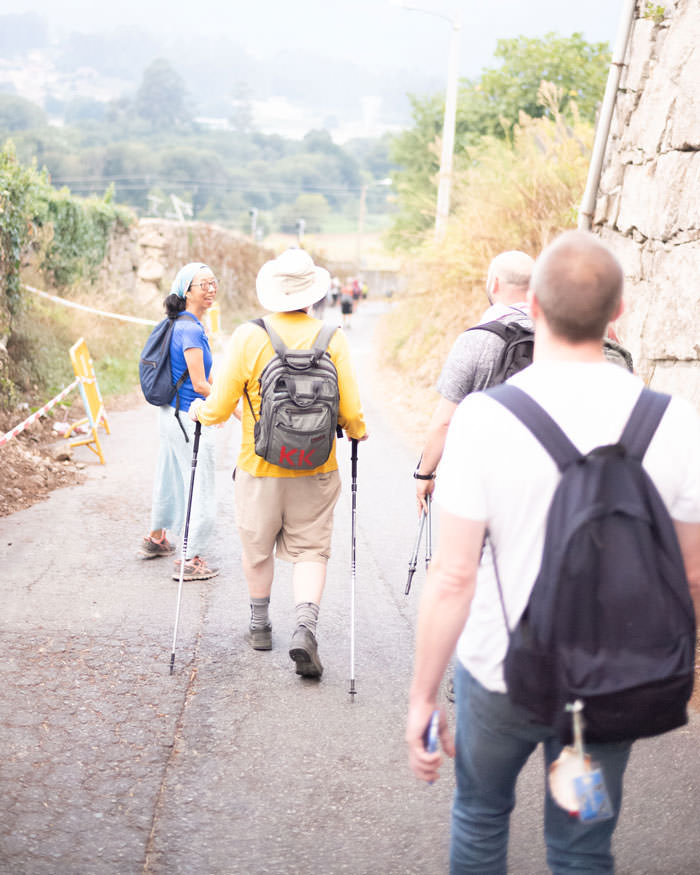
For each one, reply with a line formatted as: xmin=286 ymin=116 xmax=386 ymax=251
xmin=244 ymin=318 xmax=339 ymax=470
xmin=469 ymin=319 xmax=535 ymax=384
xmin=470 ymin=320 xmax=634 ymax=386
xmin=139 ymin=312 xmax=197 ymax=441
xmin=488 ymin=383 xmax=696 ymax=744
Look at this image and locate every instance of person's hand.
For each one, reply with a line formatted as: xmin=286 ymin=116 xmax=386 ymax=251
xmin=416 ymin=476 xmax=435 ymax=515
xmin=358 ymin=431 xmax=369 ymax=441
xmin=406 ymin=704 xmax=454 ymax=783
xmin=188 ymin=399 xmax=203 ymax=422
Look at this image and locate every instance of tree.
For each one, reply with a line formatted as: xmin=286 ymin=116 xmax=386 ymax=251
xmin=388 ymin=32 xmax=610 ymax=243
xmin=134 ymin=59 xmax=190 ymax=128
xmin=273 ymin=193 xmax=330 ymax=233
xmin=480 ymin=32 xmax=610 ymax=126
xmin=63 ymin=98 xmax=107 ymax=125
xmin=0 ymin=94 xmax=47 ymax=133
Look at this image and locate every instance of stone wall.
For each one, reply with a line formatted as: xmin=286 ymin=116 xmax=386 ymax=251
xmin=99 ymin=218 xmax=272 ymax=322
xmin=594 ymin=0 xmax=700 ymax=406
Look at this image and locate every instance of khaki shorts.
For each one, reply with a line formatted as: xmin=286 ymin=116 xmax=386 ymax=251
xmin=234 ymin=469 xmax=342 ymax=565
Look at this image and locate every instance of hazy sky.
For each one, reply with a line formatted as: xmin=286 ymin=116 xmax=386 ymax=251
xmin=4 ymin=0 xmax=625 ymax=79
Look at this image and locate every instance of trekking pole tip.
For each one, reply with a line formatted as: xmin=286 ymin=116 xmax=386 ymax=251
xmin=405 ymin=569 xmax=415 ymax=596
xmin=349 ymin=680 xmax=357 ymax=700
xmin=169 ymin=653 xmax=175 ymax=675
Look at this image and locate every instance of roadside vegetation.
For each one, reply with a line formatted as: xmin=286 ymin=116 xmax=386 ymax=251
xmin=379 ymin=35 xmax=607 ymax=439
xmin=0 ymin=141 xmax=137 ymax=409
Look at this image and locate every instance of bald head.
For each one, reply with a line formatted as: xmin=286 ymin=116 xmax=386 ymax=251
xmin=486 ymin=251 xmax=535 ymax=304
xmin=531 ymin=231 xmax=623 ymax=342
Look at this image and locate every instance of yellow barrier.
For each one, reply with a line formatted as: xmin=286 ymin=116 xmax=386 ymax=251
xmin=67 ymin=338 xmax=110 ymax=464
xmin=207 ymin=301 xmax=220 ymax=337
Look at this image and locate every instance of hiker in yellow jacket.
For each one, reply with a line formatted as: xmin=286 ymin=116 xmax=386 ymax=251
xmin=190 ymin=248 xmax=368 ymax=680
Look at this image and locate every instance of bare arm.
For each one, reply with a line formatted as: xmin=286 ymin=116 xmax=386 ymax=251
xmin=674 ymin=520 xmax=700 ymax=623
xmin=416 ymin=397 xmax=458 ymax=513
xmin=406 ymin=510 xmax=485 ymax=783
xmin=183 ymin=347 xmax=211 ymax=398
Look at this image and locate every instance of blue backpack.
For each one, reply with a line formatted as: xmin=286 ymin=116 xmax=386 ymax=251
xmin=139 ymin=312 xmax=197 ymax=440
xmin=487 ymin=383 xmax=696 ymax=744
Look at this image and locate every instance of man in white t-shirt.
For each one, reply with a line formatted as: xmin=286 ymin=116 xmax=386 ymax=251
xmin=406 ymin=230 xmax=700 ymax=874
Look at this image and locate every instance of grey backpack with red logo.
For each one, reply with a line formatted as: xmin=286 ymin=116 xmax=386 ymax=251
xmin=244 ymin=318 xmax=339 ymax=470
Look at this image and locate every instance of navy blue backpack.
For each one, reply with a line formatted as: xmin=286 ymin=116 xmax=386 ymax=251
xmin=487 ymin=384 xmax=696 ymax=744
xmin=139 ymin=312 xmax=197 ymax=440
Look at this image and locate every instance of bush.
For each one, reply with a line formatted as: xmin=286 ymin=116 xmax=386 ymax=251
xmin=0 ymin=143 xmax=135 ymax=408
xmin=383 ymin=94 xmax=593 ymax=391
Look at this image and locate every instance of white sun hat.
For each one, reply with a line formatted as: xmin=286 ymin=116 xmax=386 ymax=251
xmin=256 ymin=248 xmax=331 ymax=313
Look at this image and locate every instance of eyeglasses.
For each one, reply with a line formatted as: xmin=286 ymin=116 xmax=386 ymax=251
xmin=190 ymin=279 xmax=218 ymax=292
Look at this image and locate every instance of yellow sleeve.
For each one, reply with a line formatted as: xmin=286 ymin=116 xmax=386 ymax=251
xmin=331 ymin=329 xmax=367 ymax=440
xmin=196 ymin=325 xmax=250 ymax=425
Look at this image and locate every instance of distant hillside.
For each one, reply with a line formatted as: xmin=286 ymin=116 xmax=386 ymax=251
xmin=0 ymin=13 xmax=441 ymax=140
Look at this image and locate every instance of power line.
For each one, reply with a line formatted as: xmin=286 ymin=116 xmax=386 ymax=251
xmin=49 ymin=175 xmax=388 ymax=199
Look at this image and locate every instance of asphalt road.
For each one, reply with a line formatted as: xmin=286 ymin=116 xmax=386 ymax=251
xmin=1 ymin=300 xmax=699 ymax=874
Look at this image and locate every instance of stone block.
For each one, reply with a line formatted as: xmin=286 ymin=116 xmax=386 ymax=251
xmin=137 ymin=230 xmax=167 ymax=250
xmin=599 ymin=227 xmax=644 ymax=279
xmin=137 ymin=258 xmax=164 ymax=283
xmin=622 ymin=19 xmax=657 ymax=93
xmin=614 ymin=152 xmax=700 ymax=241
xmin=648 ymin=360 xmax=700 ymax=411
xmin=641 ymin=243 xmax=700 ymax=359
xmin=660 ymin=2 xmax=700 ymax=149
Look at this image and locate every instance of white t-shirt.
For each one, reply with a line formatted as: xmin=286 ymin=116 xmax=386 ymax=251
xmin=435 ymin=361 xmax=700 ymax=693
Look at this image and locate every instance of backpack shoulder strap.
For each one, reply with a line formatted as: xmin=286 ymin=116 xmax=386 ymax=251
xmin=468 ymin=320 xmax=510 ymax=341
xmin=620 ymin=388 xmax=671 ymax=460
xmin=486 ymin=383 xmax=581 ymax=471
xmin=312 ymin=322 xmax=337 ymax=356
xmin=260 ymin=317 xmax=289 ymax=358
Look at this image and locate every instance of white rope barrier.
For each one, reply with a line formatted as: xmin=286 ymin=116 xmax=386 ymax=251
xmin=24 ymin=285 xmax=158 ymax=326
xmin=0 ymin=378 xmax=86 ymax=447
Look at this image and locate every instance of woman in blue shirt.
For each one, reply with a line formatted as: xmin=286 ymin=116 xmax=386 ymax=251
xmin=139 ymin=262 xmax=219 ymax=581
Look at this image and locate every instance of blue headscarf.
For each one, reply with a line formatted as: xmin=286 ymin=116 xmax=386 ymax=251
xmin=171 ymin=262 xmax=208 ymax=298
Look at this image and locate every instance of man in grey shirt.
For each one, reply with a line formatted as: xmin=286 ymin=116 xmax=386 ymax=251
xmin=415 ymin=250 xmax=535 ymax=512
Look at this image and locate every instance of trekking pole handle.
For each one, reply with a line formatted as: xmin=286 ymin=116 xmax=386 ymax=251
xmin=351 ymin=438 xmax=358 ymax=479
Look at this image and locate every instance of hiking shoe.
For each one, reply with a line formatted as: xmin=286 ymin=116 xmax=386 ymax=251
xmin=139 ymin=533 xmax=176 ymax=559
xmin=245 ymin=625 xmax=273 ymax=651
xmin=289 ymin=626 xmax=323 ymax=678
xmin=172 ymin=556 xmax=219 ymax=582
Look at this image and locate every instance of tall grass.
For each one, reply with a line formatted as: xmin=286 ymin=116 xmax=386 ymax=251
xmin=381 ymin=96 xmax=593 ymax=398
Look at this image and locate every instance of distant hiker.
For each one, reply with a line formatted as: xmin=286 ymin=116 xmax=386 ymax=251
xmin=139 ymin=262 xmax=219 ymax=582
xmin=415 ymin=250 xmax=535 ymax=513
xmin=340 ymin=282 xmax=354 ymax=328
xmin=330 ymin=276 xmax=341 ymax=307
xmin=351 ymin=277 xmax=362 ymax=310
xmin=189 ymin=248 xmax=368 ymax=679
xmin=406 ymin=230 xmax=700 ymax=873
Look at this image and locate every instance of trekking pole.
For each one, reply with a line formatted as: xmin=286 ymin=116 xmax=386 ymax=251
xmin=349 ymin=438 xmax=358 ymax=700
xmin=405 ymin=509 xmax=426 ymax=595
xmin=425 ymin=493 xmax=432 ymax=570
xmin=170 ymin=420 xmax=202 ymax=675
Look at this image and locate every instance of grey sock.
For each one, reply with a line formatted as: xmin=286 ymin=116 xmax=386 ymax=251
xmin=294 ymin=602 xmax=319 ymax=636
xmin=250 ymin=597 xmax=270 ymax=629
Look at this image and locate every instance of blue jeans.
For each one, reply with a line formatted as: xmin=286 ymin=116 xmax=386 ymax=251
xmin=450 ymin=665 xmax=631 ymax=875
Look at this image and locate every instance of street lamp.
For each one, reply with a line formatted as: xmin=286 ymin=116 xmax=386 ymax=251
xmin=390 ymin=0 xmax=461 ymax=242
xmin=356 ymin=177 xmax=393 ymax=267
